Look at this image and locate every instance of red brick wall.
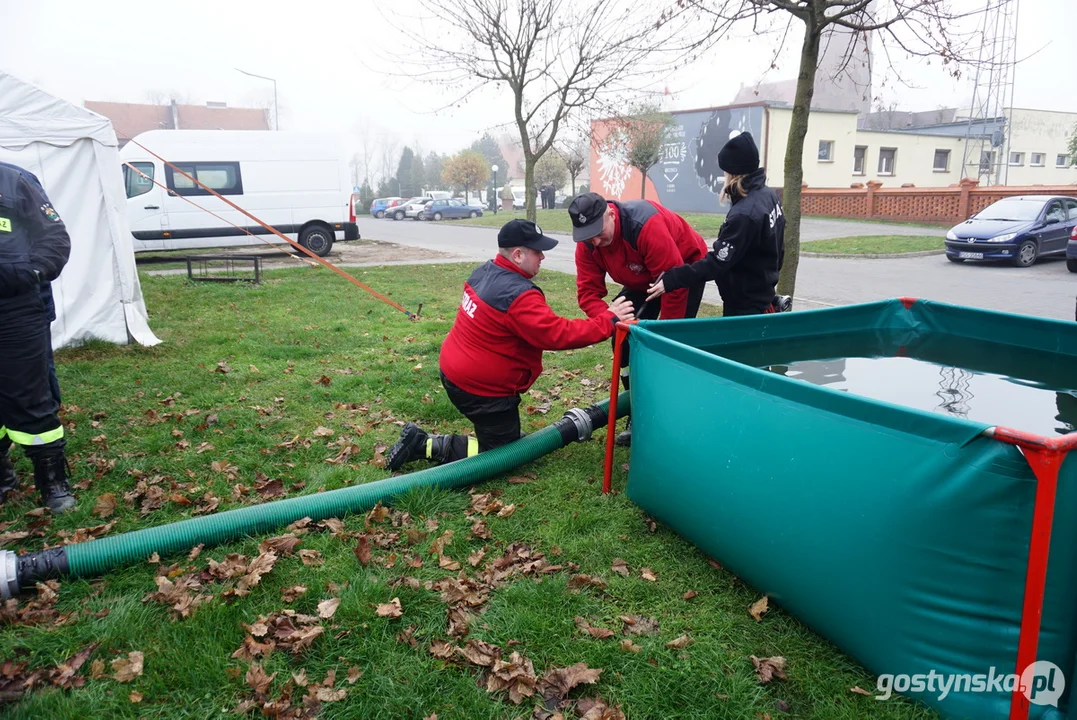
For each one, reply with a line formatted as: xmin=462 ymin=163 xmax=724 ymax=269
xmin=799 ymin=180 xmax=1077 ymax=225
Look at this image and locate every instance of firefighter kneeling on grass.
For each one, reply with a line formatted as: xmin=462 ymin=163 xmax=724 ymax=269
xmin=388 ymin=219 xmax=635 ymax=471
xmin=0 ymin=162 xmax=76 ymax=513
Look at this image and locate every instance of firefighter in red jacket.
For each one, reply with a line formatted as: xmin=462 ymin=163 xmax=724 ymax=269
xmin=569 ymin=192 xmax=708 ymax=445
xmin=387 ymin=219 xmax=635 ymax=471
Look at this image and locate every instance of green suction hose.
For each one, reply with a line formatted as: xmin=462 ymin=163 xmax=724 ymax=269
xmin=0 ymin=393 xmax=629 ymax=598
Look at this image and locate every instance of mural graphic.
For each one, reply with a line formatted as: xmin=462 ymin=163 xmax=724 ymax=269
xmin=590 ymin=104 xmax=766 ymax=214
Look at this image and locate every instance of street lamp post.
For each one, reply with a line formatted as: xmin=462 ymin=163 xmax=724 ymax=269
xmin=236 ymin=68 xmax=278 ymax=130
xmin=491 ymin=164 xmax=499 ymax=214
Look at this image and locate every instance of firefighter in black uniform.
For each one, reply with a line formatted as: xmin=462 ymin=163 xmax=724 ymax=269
xmin=0 ymin=162 xmax=76 ymax=513
xmin=646 ymin=132 xmax=787 ymax=316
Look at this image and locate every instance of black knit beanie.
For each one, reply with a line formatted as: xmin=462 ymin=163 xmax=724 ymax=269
xmin=717 ymin=132 xmax=760 ymax=175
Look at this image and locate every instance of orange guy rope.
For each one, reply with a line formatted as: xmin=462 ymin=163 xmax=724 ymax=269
xmin=126 ymin=138 xmax=418 ymax=319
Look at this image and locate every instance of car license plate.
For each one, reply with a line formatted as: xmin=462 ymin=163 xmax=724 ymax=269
xmin=958 ymin=252 xmax=983 ymax=259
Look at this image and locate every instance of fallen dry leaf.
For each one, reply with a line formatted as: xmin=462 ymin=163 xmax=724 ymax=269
xmin=620 ymin=639 xmax=642 ymax=653
xmin=375 ymin=597 xmax=403 ymax=618
xmin=568 ymin=574 xmax=608 ymax=591
xmin=458 ymin=639 xmax=501 ymax=667
xmin=468 ymin=547 xmax=486 ymax=567
xmin=129 ymin=691 xmax=143 ymax=703
xmin=298 ymin=549 xmax=323 ymax=566
xmin=93 ymin=493 xmax=117 ymax=519
xmin=429 ymin=639 xmax=457 ymax=660
xmin=749 ymin=596 xmax=770 ymax=622
xmin=318 ymin=597 xmax=341 ymax=619
xmin=260 ymin=534 xmax=301 ymax=557
xmin=640 ymin=568 xmax=657 ymax=582
xmin=682 ymin=590 xmax=698 ymax=601
xmin=619 ymin=615 xmax=659 ymax=636
xmin=577 ymin=697 xmax=627 ymax=720
xmin=485 ymin=651 xmax=538 ymax=705
xmin=246 ymin=662 xmax=277 ymax=694
xmin=538 ymin=663 xmax=603 ymax=705
xmin=111 ymin=651 xmax=144 ymax=683
xmin=575 ymin=616 xmax=615 ymax=639
xmin=750 ymin=655 xmax=787 ymax=684
xmin=665 ymin=634 xmax=693 ymax=650
xmin=355 ymin=535 xmax=372 ymax=566
xmin=313 ymin=426 xmax=335 ymax=437
xmin=281 ymin=585 xmax=307 ymax=602
xmin=347 ymin=666 xmax=363 ymax=684
xmin=496 ymin=504 xmax=517 ymax=518
xmin=850 ymin=686 xmax=874 ymax=696
xmin=610 ymin=558 xmax=629 ymax=577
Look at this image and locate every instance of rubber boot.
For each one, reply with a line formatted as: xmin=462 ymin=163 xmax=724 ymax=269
xmin=388 ymin=423 xmax=430 ymax=471
xmin=0 ymin=438 xmax=18 ymax=504
xmin=31 ymin=451 xmax=76 ymax=514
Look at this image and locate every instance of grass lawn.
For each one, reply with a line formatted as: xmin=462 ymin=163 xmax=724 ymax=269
xmin=0 ymin=263 xmax=935 ymax=720
xmin=804 ymin=235 xmax=944 ymax=255
xmin=453 ymin=208 xmax=729 ymax=239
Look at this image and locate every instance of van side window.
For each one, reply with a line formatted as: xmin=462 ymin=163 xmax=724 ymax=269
xmin=123 ymin=162 xmax=155 ymax=198
xmin=166 ymin=162 xmax=243 ymax=196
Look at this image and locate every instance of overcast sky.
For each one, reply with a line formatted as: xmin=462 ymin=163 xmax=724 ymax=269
xmin=3 ymin=0 xmax=1072 ymax=171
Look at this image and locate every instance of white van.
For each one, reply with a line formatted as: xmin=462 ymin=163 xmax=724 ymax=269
xmin=120 ymin=130 xmax=359 ymax=257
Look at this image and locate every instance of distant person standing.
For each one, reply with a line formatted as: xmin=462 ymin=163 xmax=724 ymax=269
xmin=0 ymin=161 xmax=76 ymax=512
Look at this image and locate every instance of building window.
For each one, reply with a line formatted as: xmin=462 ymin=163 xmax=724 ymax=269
xmin=1009 ymin=152 xmax=1024 ymax=166
xmin=979 ymin=150 xmax=997 ymax=173
xmin=818 ymin=140 xmax=835 ymax=162
xmin=123 ymin=162 xmax=154 ymax=199
xmin=1057 ymin=154 xmax=1072 ymax=168
xmin=1030 ymin=153 xmax=1045 ymax=167
xmin=878 ymin=148 xmax=896 ymax=176
xmin=933 ymin=149 xmax=951 ymax=172
xmin=165 ymin=162 xmax=244 ymax=196
xmin=853 ymin=146 xmax=866 ymax=175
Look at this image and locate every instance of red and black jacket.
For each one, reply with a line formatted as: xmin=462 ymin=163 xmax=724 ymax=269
xmin=575 ymin=200 xmax=707 ymax=320
xmin=439 ymin=254 xmax=618 ymax=397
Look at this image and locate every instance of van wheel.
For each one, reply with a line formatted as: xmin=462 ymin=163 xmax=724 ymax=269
xmin=1068 ymin=259 xmax=1077 ymax=273
xmin=469 ymin=211 xmax=479 ymax=218
xmin=433 ymin=212 xmax=443 ymax=221
xmin=299 ymin=225 xmax=333 ymax=257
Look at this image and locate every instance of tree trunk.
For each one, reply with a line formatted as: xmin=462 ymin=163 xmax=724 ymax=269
xmin=777 ymin=21 xmax=822 ymax=299
xmin=640 ymin=170 xmax=647 ymax=199
xmin=571 ymin=174 xmax=577 ymax=196
xmin=524 ymin=156 xmax=537 ymax=221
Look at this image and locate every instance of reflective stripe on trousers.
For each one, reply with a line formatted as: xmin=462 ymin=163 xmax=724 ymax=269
xmin=0 ymin=425 xmax=64 ymax=446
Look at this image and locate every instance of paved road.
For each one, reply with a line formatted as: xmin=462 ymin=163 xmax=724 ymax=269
xmin=358 ymin=217 xmax=1076 ymax=321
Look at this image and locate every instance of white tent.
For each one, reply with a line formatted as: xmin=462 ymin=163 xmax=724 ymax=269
xmin=0 ymin=73 xmax=159 ymax=349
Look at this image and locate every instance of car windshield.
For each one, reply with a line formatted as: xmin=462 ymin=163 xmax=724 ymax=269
xmin=976 ymin=198 xmax=1046 ymax=222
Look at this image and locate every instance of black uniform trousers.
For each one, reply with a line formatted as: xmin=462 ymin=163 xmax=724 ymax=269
xmin=439 ymin=372 xmax=522 ymax=463
xmin=0 ymin=292 xmax=63 ymax=455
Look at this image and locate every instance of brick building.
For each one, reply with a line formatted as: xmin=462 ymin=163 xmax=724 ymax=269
xmin=84 ymin=100 xmax=270 ymax=147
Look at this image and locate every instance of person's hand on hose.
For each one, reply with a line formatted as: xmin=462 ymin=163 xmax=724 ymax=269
xmin=609 ymin=296 xmax=636 ymax=323
xmin=646 ymin=274 xmax=666 ymax=303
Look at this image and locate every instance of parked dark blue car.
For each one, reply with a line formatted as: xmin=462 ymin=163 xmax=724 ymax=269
xmin=945 ymin=195 xmax=1077 ymax=267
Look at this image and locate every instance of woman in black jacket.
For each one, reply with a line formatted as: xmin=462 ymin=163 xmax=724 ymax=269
xmin=647 ymin=132 xmax=786 ymax=316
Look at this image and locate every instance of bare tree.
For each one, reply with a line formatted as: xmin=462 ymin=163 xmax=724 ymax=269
xmin=395 ymin=0 xmax=711 ymax=221
xmin=606 ymin=105 xmax=673 ymax=199
xmin=379 ymin=134 xmax=401 ymax=192
xmin=355 ymin=119 xmax=377 ymax=187
xmin=692 ymin=0 xmax=994 ymax=298
xmin=556 ymin=136 xmax=588 ymax=196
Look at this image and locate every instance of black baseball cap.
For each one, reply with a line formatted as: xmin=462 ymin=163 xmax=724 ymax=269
xmin=497 ymin=219 xmax=558 ymax=251
xmin=568 ymin=192 xmax=608 ymax=242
